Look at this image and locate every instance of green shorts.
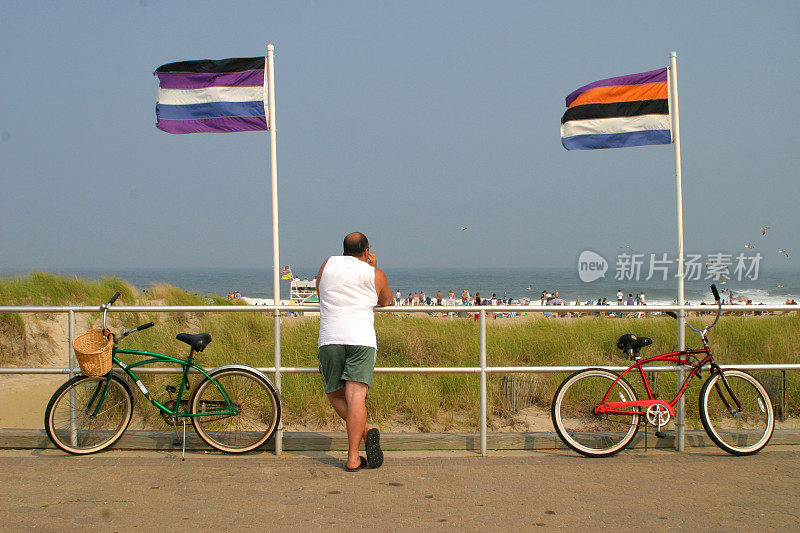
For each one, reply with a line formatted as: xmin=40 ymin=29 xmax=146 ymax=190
xmin=318 ymin=344 xmax=376 ymax=393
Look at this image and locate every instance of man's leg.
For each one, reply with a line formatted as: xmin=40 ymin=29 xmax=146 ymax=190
xmin=327 ymin=386 xmax=371 ymax=464
xmin=344 ymin=381 xmax=369 ymax=468
xmin=326 ymin=388 xmax=348 ymax=421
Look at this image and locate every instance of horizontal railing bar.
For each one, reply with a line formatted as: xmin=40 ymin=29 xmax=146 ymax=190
xmin=375 ymin=305 xmax=800 ymax=313
xmin=485 ymin=364 xmax=800 ymax=373
xmin=1 ymin=304 xmax=798 ymax=313
xmin=0 ymin=368 xmax=74 ymax=374
xmin=3 ymin=364 xmax=799 ymax=375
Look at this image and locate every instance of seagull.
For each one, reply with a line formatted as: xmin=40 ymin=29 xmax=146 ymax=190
xmin=747 ymin=274 xmax=755 ymax=280
xmin=761 ymin=226 xmax=770 ymax=236
xmin=745 ymin=242 xmax=755 ymax=249
xmin=459 ymin=226 xmax=468 ymax=231
xmin=619 ymin=245 xmax=635 ymax=252
xmin=778 ymin=249 xmax=790 ymax=257
xmin=778 ymin=284 xmax=785 ymax=288
xmin=525 ymin=286 xmax=532 ymax=290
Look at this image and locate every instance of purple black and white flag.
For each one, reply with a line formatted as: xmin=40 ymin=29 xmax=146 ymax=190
xmin=154 ymin=57 xmax=268 ymax=134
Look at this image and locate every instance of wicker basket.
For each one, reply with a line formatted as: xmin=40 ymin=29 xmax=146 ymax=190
xmin=72 ymin=329 xmax=113 ymax=377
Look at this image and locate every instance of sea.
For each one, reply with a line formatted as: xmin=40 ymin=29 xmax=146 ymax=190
xmin=12 ymin=267 xmax=799 ymax=307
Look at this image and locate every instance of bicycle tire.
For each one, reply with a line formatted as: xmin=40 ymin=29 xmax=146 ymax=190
xmin=699 ymin=369 xmax=774 ymax=456
xmin=190 ymin=367 xmax=280 ymax=453
xmin=552 ymin=368 xmax=641 ymax=457
xmin=44 ymin=374 xmax=134 ymax=455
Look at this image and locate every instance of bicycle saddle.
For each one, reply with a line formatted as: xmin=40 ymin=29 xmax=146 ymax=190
xmin=176 ymin=333 xmax=212 ymax=352
xmin=616 ymin=334 xmax=652 ymax=355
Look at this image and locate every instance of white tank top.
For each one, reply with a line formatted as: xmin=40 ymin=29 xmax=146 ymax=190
xmin=318 ymin=255 xmax=378 ymax=348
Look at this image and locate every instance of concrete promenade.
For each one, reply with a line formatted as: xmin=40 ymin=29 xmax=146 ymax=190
xmin=1 ymin=447 xmax=798 ymax=531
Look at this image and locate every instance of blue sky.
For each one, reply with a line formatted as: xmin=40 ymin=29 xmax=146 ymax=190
xmin=1 ymin=1 xmax=798 ymax=272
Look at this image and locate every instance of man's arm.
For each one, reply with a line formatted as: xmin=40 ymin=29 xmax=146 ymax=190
xmin=374 ymin=268 xmax=393 ymax=307
xmin=315 ymin=258 xmax=329 ymax=297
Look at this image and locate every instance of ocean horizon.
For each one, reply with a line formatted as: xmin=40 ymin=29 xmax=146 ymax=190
xmin=4 ymin=266 xmax=798 ymax=307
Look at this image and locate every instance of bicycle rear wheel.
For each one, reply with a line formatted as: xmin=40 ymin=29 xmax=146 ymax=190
xmin=699 ymin=369 xmax=774 ymax=456
xmin=44 ymin=374 xmax=134 ymax=454
xmin=552 ymin=369 xmax=640 ymax=457
xmin=190 ymin=367 xmax=280 ymax=453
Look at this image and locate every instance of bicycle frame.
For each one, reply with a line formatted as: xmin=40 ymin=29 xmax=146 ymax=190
xmin=595 ymin=348 xmax=747 ymax=423
xmin=85 ymin=346 xmax=238 ymax=421
xmin=595 ymin=349 xmax=715 ymax=417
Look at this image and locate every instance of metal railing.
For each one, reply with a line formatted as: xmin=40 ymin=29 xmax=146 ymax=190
xmin=1 ymin=303 xmax=798 ymax=455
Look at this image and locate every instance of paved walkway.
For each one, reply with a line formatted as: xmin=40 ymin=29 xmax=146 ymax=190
xmin=1 ymin=447 xmax=798 ymax=531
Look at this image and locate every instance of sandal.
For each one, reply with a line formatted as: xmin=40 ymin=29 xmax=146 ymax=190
xmin=365 ymin=428 xmax=383 ymax=469
xmin=345 ymin=456 xmax=368 ymax=472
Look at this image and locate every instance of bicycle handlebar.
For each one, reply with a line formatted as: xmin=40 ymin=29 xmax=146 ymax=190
xmin=116 ymin=322 xmax=156 ymax=342
xmin=710 ymin=284 xmax=720 ymax=302
xmin=100 ymin=293 xmax=155 ymax=339
xmin=100 ymin=292 xmax=121 ymax=330
xmin=665 ymin=286 xmax=722 ymax=343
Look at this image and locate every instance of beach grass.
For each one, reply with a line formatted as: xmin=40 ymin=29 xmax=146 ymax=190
xmin=1 ymin=272 xmax=798 ymax=431
xmin=0 ymin=271 xmax=136 ymax=307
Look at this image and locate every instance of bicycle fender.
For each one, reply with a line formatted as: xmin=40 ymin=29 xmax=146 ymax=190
xmin=208 ymin=364 xmax=278 ymax=391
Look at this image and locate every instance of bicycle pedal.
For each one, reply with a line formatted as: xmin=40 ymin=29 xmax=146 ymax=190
xmin=172 ymin=438 xmax=183 ymax=447
xmin=654 ymin=431 xmax=667 ymax=439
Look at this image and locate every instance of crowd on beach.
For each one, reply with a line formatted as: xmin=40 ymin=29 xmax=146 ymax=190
xmin=394 ymin=288 xmax=650 ymax=307
xmin=396 ymin=289 xmax=517 ymax=307
xmin=391 ymin=286 xmax=797 ymax=319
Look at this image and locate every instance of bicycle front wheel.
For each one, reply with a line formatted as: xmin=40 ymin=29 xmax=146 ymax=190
xmin=44 ymin=374 xmax=134 ymax=455
xmin=190 ymin=367 xmax=280 ymax=453
xmin=552 ymin=369 xmax=640 ymax=457
xmin=699 ymin=369 xmax=774 ymax=456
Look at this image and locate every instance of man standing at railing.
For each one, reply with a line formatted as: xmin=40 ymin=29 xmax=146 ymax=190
xmin=316 ymin=232 xmax=394 ymax=471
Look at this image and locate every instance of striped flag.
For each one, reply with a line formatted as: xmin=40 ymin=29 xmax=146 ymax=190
xmin=154 ymin=57 xmax=268 ymax=134
xmin=561 ymin=68 xmax=670 ymax=150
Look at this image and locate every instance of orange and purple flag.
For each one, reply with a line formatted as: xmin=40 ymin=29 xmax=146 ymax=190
xmin=561 ymin=68 xmax=671 ymax=150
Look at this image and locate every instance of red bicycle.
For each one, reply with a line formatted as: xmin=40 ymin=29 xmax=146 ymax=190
xmin=552 ymin=285 xmax=774 ymax=457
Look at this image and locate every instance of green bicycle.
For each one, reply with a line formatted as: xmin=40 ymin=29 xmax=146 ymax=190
xmin=45 ymin=292 xmax=281 ymax=455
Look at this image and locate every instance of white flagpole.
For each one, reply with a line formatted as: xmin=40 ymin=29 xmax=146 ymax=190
xmin=266 ymin=44 xmax=283 ymax=455
xmin=669 ymin=50 xmax=687 ymax=451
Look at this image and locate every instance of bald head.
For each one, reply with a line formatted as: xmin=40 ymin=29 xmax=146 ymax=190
xmin=343 ymin=232 xmax=369 ymax=257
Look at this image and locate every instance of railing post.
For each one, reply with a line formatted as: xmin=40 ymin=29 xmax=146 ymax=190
xmin=68 ymin=310 xmax=76 ymax=377
xmin=781 ymin=370 xmax=787 ymax=423
xmin=68 ymin=310 xmax=77 ymax=446
xmin=274 ymin=309 xmax=282 ymax=455
xmin=479 ymin=309 xmax=487 ymax=456
xmin=676 ymin=307 xmax=686 ymax=452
